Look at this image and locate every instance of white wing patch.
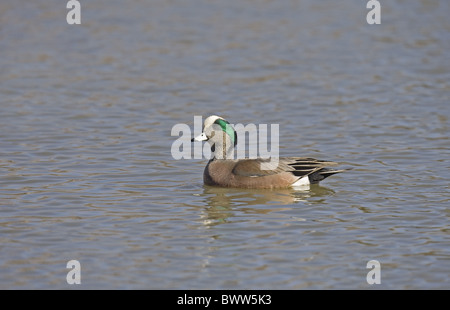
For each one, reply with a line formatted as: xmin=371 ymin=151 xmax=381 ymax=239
xmin=292 ymin=176 xmax=310 ymax=187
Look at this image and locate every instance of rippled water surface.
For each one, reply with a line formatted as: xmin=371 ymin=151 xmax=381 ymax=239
xmin=0 ymin=0 xmax=449 ymax=289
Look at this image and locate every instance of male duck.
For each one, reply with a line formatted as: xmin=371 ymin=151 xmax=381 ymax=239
xmin=191 ymin=115 xmax=347 ymax=189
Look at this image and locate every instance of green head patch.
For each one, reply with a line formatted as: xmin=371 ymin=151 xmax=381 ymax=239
xmin=214 ymin=119 xmax=237 ymax=146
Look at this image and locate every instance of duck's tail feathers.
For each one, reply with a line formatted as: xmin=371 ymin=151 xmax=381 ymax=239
xmin=308 ymin=168 xmax=352 ymax=184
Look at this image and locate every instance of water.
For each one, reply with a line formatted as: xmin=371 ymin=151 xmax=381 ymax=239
xmin=0 ymin=0 xmax=449 ymax=289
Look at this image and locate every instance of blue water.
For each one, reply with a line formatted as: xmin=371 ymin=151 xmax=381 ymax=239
xmin=0 ymin=0 xmax=449 ymax=289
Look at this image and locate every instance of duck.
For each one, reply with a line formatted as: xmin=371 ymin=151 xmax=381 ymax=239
xmin=191 ymin=115 xmax=347 ymax=189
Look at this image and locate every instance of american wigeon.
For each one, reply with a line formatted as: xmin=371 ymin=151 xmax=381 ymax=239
xmin=191 ymin=115 xmax=347 ymax=189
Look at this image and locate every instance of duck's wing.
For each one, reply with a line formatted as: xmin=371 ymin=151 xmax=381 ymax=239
xmin=232 ymin=157 xmax=345 ymax=181
xmin=231 ymin=158 xmax=294 ymax=177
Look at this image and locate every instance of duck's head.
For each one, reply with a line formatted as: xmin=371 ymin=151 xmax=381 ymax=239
xmin=191 ymin=115 xmax=237 ymax=159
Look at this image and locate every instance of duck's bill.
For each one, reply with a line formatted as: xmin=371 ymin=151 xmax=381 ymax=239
xmin=191 ymin=132 xmax=208 ymax=142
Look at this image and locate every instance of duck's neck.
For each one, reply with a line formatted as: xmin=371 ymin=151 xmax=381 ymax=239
xmin=211 ymin=133 xmax=235 ymax=160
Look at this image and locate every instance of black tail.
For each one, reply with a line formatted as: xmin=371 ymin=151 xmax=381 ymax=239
xmin=286 ymin=158 xmax=351 ymax=184
xmin=308 ymin=168 xmax=349 ymax=184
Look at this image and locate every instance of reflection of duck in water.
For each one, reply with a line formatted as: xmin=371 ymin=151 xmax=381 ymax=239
xmin=198 ymin=185 xmax=335 ymax=225
xmin=192 ymin=115 xmax=349 ymax=189
xmin=202 ymin=184 xmax=335 ymax=207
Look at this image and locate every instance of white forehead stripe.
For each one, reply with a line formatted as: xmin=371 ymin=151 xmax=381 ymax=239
xmin=203 ymin=115 xmax=224 ymax=130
